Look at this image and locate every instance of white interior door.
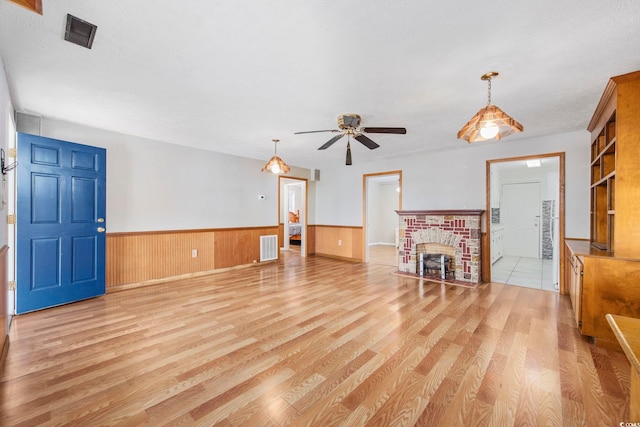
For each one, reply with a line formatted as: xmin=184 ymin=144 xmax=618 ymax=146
xmin=502 ymin=182 xmax=540 ymax=258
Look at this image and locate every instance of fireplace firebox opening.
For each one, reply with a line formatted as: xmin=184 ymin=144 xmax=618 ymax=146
xmin=416 ymin=242 xmax=456 ymax=280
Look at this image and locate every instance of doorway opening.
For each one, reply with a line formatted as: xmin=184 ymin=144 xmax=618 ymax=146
xmin=279 ymin=177 xmax=307 ymax=257
xmin=363 ymin=171 xmax=402 ymax=266
xmin=487 ymin=153 xmax=565 ymax=292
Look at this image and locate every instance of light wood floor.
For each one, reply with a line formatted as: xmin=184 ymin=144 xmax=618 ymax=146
xmin=368 ymin=244 xmax=397 ymax=267
xmin=0 ymin=251 xmax=631 ymax=426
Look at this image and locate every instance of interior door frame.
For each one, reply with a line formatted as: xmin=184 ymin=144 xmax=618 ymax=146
xmin=5 ymin=111 xmax=16 ymax=322
xmin=278 ymin=176 xmax=308 ymax=257
xmin=362 ymin=170 xmax=402 ymax=263
xmin=486 ymin=152 xmax=565 ymax=292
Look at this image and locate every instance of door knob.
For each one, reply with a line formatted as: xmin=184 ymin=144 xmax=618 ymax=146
xmin=97 ymin=227 xmax=106 ymax=233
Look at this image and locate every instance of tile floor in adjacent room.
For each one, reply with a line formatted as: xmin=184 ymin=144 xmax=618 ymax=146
xmin=491 ymin=255 xmax=557 ymax=292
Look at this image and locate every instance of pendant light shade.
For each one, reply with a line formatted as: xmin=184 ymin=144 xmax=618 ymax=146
xmin=261 ymin=139 xmax=290 ymax=174
xmin=457 ymin=72 xmax=523 ymax=143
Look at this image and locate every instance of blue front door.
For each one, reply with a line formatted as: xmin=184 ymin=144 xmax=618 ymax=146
xmin=16 ymin=133 xmax=106 ymax=314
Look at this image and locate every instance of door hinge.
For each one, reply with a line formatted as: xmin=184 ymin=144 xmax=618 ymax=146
xmin=8 ymin=148 xmax=16 ymax=158
xmin=8 ymin=214 xmax=16 ymax=224
xmin=8 ymin=281 xmax=15 ymax=291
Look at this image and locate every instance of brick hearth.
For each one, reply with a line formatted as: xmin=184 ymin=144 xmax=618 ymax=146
xmin=396 ymin=210 xmax=484 ymax=283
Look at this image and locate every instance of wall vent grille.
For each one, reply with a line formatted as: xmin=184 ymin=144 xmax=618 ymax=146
xmin=260 ymin=235 xmax=278 ymax=261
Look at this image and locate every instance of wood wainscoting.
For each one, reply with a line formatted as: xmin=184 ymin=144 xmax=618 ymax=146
xmin=314 ymin=225 xmax=363 ymax=261
xmin=106 ymin=226 xmax=278 ymax=290
xmin=307 ymin=225 xmax=315 ymax=256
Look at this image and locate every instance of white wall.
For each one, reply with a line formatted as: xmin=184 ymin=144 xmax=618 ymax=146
xmin=17 ymin=117 xmax=590 ymax=239
xmin=38 ymin=118 xmax=311 ymax=232
xmin=315 ymin=130 xmax=590 ymax=239
xmin=499 ymin=162 xmax=559 ymax=204
xmin=368 ymin=181 xmax=397 ymax=244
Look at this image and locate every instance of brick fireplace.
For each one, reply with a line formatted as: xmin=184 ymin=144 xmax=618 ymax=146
xmin=396 ymin=210 xmax=484 ymax=284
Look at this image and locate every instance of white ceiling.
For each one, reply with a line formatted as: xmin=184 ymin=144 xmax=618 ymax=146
xmin=1 ymin=0 xmax=639 ymax=170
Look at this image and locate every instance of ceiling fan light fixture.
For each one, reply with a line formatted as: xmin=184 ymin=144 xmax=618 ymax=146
xmin=261 ymin=139 xmax=290 ymax=175
xmin=457 ymin=72 xmax=523 ymax=143
xmin=294 ymin=113 xmax=406 ymax=165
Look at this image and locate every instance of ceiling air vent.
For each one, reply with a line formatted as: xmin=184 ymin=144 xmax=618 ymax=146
xmin=64 ymin=14 xmax=97 ymax=49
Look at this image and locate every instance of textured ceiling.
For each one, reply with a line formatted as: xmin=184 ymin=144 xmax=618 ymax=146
xmin=1 ymin=0 xmax=639 ymax=170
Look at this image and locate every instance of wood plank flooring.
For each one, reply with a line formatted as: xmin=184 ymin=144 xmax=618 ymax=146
xmin=368 ymin=244 xmax=397 ymax=267
xmin=0 ymin=251 xmax=631 ymax=426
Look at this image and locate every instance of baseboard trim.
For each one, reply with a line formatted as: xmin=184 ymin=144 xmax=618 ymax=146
xmin=107 ymin=259 xmax=277 ymax=293
xmin=314 ymin=253 xmax=362 ymax=263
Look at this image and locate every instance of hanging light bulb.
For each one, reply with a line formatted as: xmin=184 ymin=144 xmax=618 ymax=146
xmin=261 ymin=139 xmax=290 ymax=174
xmin=480 ymin=123 xmax=499 ymax=139
xmin=457 ymin=72 xmax=523 ymax=143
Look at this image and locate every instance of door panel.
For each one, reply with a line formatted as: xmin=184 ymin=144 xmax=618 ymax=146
xmin=17 ymin=133 xmax=106 ymax=314
xmin=502 ymin=182 xmax=540 ymax=258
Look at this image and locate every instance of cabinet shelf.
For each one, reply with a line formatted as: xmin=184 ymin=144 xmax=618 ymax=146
xmin=587 ymin=70 xmax=640 ymax=257
xmin=590 ymin=171 xmax=616 ymax=188
xmin=591 ymin=138 xmax=617 ymax=165
xmin=589 ymin=98 xmax=617 ymax=251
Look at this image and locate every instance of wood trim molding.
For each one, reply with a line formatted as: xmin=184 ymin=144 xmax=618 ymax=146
xmin=485 ymin=152 xmax=566 ymax=292
xmin=108 ymin=225 xmax=277 ymax=237
xmin=313 ymin=224 xmax=363 ymax=229
xmin=8 ymin=0 xmax=42 ymax=14
xmin=588 ymin=79 xmax=617 ymax=132
xmin=313 ymin=253 xmax=362 ymax=263
xmin=363 ymin=170 xmax=402 ymax=264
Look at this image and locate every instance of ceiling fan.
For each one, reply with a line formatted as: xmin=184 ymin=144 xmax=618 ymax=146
xmin=294 ymin=113 xmax=407 ymax=165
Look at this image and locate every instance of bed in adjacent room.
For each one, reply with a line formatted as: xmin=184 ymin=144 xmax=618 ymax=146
xmin=288 ymin=210 xmax=301 ymax=245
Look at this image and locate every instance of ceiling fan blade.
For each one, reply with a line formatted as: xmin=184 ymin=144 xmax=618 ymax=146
xmin=294 ymin=129 xmax=338 ymax=135
xmin=361 ymin=127 xmax=407 ymax=134
xmin=318 ymin=134 xmax=344 ymax=150
xmin=354 ymin=134 xmax=380 ymax=150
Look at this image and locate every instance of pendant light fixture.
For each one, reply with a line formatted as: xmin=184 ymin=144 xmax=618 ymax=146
xmin=457 ymin=71 xmax=523 ymax=143
xmin=261 ymin=139 xmax=290 ymax=174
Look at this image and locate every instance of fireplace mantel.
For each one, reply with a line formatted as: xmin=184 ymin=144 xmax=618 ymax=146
xmin=396 ymin=209 xmax=485 ymax=216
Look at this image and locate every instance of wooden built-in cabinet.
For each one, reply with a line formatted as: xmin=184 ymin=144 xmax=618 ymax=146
xmin=565 ymin=70 xmax=640 ymax=347
xmin=588 ymin=69 xmax=640 ymax=256
xmin=565 ymin=239 xmax=640 ymax=346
